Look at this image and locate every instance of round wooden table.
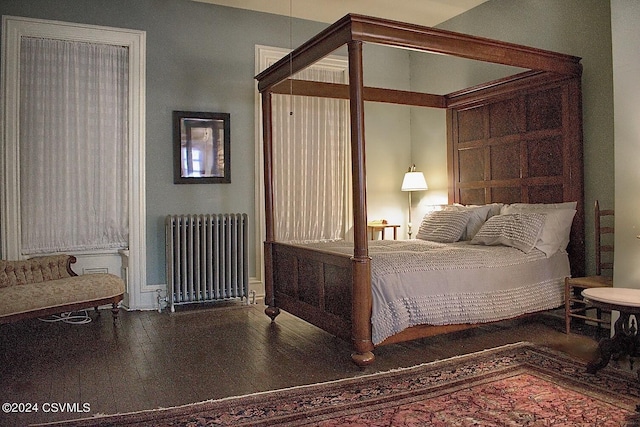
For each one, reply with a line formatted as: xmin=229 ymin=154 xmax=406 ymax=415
xmin=582 ymin=287 xmax=640 ymax=377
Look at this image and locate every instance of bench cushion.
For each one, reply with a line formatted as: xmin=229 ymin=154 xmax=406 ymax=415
xmin=0 ymin=273 xmax=124 ymax=319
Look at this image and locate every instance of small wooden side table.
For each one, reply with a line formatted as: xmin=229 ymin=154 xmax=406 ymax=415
xmin=367 ymin=224 xmax=400 ymax=240
xmin=582 ymin=287 xmax=640 ymax=378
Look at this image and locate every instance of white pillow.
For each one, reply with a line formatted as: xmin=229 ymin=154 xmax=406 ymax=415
xmin=470 ymin=213 xmax=547 ymax=253
xmin=501 ymin=203 xmax=577 ymax=257
xmin=486 ymin=203 xmax=504 ymax=219
xmin=416 ymin=210 xmax=472 ymax=243
xmin=503 ymin=201 xmax=577 ymax=212
xmin=443 ymin=204 xmax=493 ymax=240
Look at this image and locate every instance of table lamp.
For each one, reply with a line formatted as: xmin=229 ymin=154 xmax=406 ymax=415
xmin=401 ymin=165 xmax=428 ymax=238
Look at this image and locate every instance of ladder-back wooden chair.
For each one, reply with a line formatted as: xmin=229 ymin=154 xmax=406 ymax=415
xmin=565 ymin=200 xmax=614 ymax=334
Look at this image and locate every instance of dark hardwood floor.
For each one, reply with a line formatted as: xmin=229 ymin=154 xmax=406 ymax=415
xmin=0 ymin=302 xmax=605 ymax=426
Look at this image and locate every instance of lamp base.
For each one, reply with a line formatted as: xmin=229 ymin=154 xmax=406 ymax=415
xmin=407 ymin=192 xmax=413 ymax=239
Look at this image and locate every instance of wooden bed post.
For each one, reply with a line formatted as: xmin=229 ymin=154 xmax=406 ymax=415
xmin=261 ymin=90 xmax=279 ymax=321
xmin=348 ymin=40 xmax=374 ymax=367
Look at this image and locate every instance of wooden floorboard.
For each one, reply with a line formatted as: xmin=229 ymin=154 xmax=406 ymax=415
xmin=0 ymin=302 xmax=605 ymax=426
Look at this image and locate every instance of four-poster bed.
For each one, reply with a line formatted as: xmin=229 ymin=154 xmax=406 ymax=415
xmin=255 ymin=14 xmax=584 ymax=366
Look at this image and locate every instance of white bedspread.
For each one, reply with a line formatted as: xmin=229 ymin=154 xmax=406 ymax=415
xmin=299 ymin=240 xmax=570 ymax=345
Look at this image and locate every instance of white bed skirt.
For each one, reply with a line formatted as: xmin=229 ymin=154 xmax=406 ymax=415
xmin=300 ymin=240 xmax=570 ymax=345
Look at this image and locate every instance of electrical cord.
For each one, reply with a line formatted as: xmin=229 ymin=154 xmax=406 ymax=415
xmin=38 ymin=310 xmax=92 ymax=324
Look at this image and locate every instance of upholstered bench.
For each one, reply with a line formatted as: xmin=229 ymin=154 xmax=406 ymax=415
xmin=0 ymin=255 xmax=125 ymax=324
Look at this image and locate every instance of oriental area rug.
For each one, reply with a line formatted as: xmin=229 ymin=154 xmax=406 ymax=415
xmin=39 ymin=342 xmax=640 ymax=427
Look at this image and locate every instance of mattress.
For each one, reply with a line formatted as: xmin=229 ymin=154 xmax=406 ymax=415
xmin=299 ymin=240 xmax=570 ymax=345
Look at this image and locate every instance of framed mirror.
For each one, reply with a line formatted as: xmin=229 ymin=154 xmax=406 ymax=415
xmin=173 ymin=111 xmax=230 ymax=184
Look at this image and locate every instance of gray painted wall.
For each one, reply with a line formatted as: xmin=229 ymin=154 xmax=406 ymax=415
xmin=0 ymin=0 xmax=329 ymax=288
xmin=0 ymin=0 xmax=618 ymax=289
xmin=363 ymin=44 xmax=412 ymax=232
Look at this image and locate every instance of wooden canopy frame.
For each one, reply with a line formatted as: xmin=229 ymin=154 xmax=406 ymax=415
xmin=256 ymin=14 xmax=583 ymax=366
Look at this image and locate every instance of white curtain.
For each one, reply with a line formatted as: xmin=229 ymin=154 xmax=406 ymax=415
xmin=19 ymin=37 xmax=129 ymax=254
xmin=271 ymin=66 xmax=351 ymax=242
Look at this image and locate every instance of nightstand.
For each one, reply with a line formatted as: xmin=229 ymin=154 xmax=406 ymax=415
xmin=367 ymin=224 xmax=400 ymax=240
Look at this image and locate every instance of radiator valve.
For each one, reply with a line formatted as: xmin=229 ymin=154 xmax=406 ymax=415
xmin=156 ymin=289 xmax=168 ymax=313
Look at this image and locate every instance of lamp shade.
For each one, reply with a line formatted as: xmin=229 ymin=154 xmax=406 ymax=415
xmin=401 ymin=171 xmax=428 ymax=191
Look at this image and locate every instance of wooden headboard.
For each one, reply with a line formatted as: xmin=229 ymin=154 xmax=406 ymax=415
xmin=447 ymin=73 xmax=585 ymax=276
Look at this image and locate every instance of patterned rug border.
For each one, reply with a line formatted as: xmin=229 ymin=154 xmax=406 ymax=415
xmin=34 ymin=341 xmax=640 ymax=427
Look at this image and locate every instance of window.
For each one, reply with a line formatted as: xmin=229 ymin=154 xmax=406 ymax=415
xmin=255 ymin=46 xmax=351 ymax=243
xmin=1 ymin=16 xmax=147 ymax=308
xmin=254 ymin=46 xmax=351 ymax=287
xmin=19 ymin=36 xmax=128 ymax=254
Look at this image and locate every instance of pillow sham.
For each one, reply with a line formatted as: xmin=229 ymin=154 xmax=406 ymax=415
xmin=443 ymin=204 xmax=493 ymax=240
xmin=470 ymin=212 xmax=547 ymax=253
xmin=416 ymin=210 xmax=472 ymax=243
xmin=501 ymin=203 xmax=576 ymax=257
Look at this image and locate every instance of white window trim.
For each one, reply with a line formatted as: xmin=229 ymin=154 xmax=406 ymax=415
xmin=253 ymin=45 xmax=348 ymax=297
xmin=1 ymin=16 xmax=147 ymax=308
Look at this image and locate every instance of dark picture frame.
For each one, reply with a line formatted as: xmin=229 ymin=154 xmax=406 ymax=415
xmin=173 ymin=111 xmax=230 ymax=184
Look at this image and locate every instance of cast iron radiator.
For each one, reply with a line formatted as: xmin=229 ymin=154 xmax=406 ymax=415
xmin=165 ymin=213 xmax=249 ymax=312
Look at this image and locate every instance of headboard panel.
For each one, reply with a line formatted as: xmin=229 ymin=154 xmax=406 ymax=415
xmin=447 ymin=76 xmax=584 ymax=276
